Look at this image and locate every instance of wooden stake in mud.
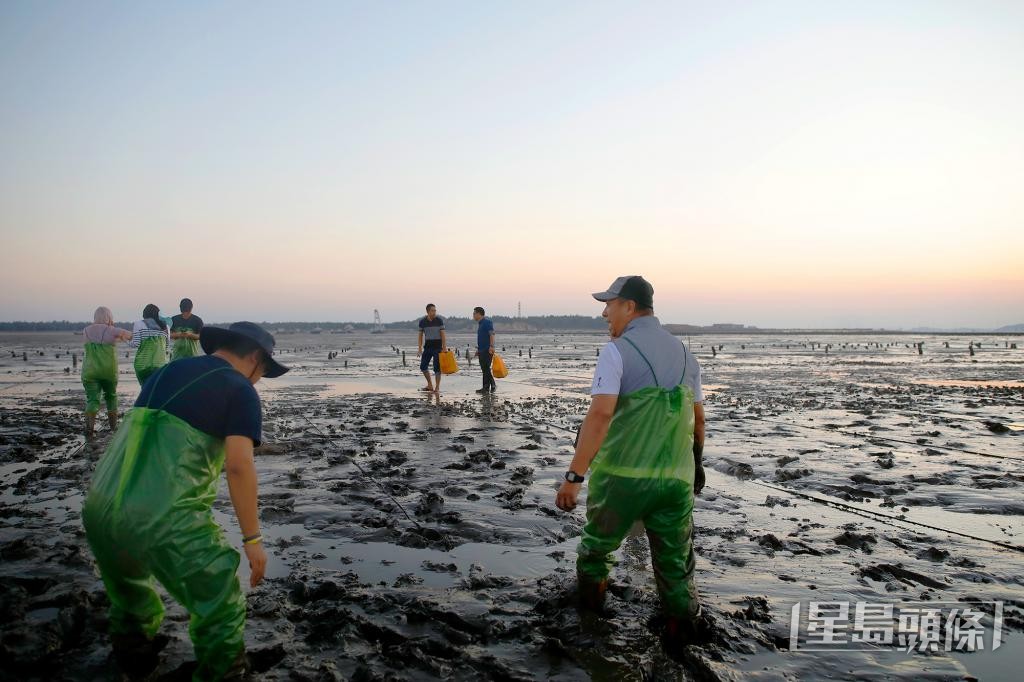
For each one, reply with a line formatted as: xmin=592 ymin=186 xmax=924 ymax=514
xmin=73 ymin=353 xmax=77 ymax=368
xmin=402 ymin=351 xmax=407 ymax=366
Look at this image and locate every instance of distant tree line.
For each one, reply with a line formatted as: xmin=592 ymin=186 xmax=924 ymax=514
xmin=0 ymin=321 xmax=131 ymax=332
xmin=0 ymin=315 xmax=609 ymax=333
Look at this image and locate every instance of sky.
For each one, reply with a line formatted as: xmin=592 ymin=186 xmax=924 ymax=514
xmin=1 ymin=0 xmax=1022 ymax=328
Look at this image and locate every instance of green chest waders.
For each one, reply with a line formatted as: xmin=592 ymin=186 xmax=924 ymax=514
xmin=83 ymin=365 xmax=247 ymax=681
xmin=171 ymin=329 xmax=201 ymax=362
xmin=577 ymin=336 xmax=700 ymax=618
xmin=134 ymin=334 xmax=168 ymax=386
xmin=82 ymin=342 xmax=119 ymax=413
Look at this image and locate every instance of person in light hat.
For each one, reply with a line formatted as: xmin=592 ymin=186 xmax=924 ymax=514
xmin=83 ymin=321 xmax=288 ymax=680
xmin=555 ymin=276 xmax=706 ymax=652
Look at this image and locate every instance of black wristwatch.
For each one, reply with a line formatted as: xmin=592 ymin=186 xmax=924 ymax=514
xmin=564 ymin=470 xmax=585 ymax=484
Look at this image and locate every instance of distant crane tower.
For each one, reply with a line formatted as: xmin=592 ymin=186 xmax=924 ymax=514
xmin=518 ymin=301 xmax=522 ymax=319
xmin=372 ymin=309 xmax=385 ymax=334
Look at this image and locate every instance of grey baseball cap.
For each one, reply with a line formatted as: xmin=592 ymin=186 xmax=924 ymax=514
xmin=592 ymin=275 xmax=654 ymax=309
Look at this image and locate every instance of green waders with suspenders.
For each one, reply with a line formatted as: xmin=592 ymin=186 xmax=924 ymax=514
xmin=83 ymin=364 xmax=248 ymax=681
xmin=577 ymin=335 xmax=700 ymax=619
xmin=134 ymin=333 xmax=168 ymax=386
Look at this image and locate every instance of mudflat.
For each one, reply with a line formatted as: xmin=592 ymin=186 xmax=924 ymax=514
xmin=1 ymin=330 xmax=1021 ymax=680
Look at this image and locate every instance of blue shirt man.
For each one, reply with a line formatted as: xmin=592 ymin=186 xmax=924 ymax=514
xmin=472 ymin=306 xmax=496 ymax=393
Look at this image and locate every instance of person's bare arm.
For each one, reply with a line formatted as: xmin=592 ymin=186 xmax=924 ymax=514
xmin=489 ymin=330 xmax=495 ymax=355
xmin=694 ymin=402 xmax=705 ymax=448
xmin=556 ymin=394 xmax=618 ymax=511
xmin=693 ymin=402 xmax=706 ymax=495
xmin=440 ymin=329 xmax=447 ymax=351
xmin=225 ymin=435 xmax=266 ymax=586
xmin=417 ymin=330 xmax=424 ymax=355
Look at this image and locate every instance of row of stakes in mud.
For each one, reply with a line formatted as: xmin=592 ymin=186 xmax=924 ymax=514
xmin=9 ymin=338 xmax=1020 ymax=375
xmin=387 ymin=345 xmax=539 ymax=366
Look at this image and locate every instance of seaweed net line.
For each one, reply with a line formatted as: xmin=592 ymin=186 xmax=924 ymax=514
xmin=512 ymin=366 xmax=1024 ymax=434
xmin=477 ymin=386 xmax=1024 ymax=554
xmin=493 ymin=373 xmax=1021 ymax=463
xmin=751 ymin=479 xmax=1024 ymax=555
xmin=301 ymin=414 xmax=457 ymax=551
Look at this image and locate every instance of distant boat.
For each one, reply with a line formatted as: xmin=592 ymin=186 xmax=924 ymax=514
xmin=311 ymin=327 xmax=323 ymax=334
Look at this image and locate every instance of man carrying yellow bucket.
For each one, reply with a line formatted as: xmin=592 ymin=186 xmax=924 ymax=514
xmin=83 ymin=322 xmax=289 ymax=680
xmin=555 ymin=276 xmax=706 ymax=652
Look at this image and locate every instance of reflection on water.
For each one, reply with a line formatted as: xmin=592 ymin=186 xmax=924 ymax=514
xmin=912 ymin=379 xmax=1024 ymax=388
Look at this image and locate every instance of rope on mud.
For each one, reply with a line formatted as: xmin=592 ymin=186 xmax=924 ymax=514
xmin=486 ymin=372 xmax=1020 ymax=465
xmin=0 ymin=373 xmax=54 ymax=393
xmin=741 ymin=414 xmax=1021 ymax=463
xmin=751 ymin=479 xmax=1024 ymax=554
xmin=489 ymin=405 xmax=1024 ymax=555
xmin=301 ymin=414 xmax=456 ymax=550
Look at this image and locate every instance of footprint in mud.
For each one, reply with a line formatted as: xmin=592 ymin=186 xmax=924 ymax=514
xmin=715 ymin=459 xmax=754 ymax=480
xmin=414 ymin=491 xmax=445 ymax=517
xmin=832 ymin=529 xmax=878 ymax=553
xmin=510 ymin=466 xmax=534 ymax=485
xmin=729 ymin=595 xmax=773 ymax=623
xmin=774 ymin=467 xmax=811 ymax=482
xmin=916 ymin=546 xmax=951 ymax=562
xmin=858 ymin=563 xmax=948 ymax=590
xmin=260 ymin=493 xmax=298 ymax=522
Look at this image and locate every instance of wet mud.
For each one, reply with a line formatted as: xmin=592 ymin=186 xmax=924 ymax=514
xmin=1 ymin=331 xmax=1022 ymax=680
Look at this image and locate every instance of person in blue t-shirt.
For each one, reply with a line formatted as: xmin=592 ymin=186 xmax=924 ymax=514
xmin=83 ymin=321 xmax=289 ymax=680
xmin=472 ymin=306 xmax=496 ymax=393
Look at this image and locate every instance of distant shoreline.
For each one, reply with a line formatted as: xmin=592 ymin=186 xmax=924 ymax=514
xmin=0 ymin=325 xmax=1020 ymax=337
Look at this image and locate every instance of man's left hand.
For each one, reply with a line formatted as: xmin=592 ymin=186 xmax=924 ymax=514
xmin=555 ymin=481 xmax=581 ymax=511
xmin=489 ymin=348 xmax=495 ymax=356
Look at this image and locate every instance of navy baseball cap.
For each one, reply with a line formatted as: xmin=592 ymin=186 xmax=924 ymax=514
xmin=592 ymin=275 xmax=654 ymax=309
xmin=200 ymin=321 xmax=290 ymax=378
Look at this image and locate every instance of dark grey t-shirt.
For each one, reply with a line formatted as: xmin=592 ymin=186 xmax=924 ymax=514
xmin=418 ymin=316 xmax=445 ymax=349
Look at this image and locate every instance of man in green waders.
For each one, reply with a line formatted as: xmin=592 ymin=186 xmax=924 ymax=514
xmin=171 ymin=297 xmax=205 ymax=362
xmin=555 ymin=276 xmax=706 ymax=652
xmin=83 ymin=322 xmax=289 ymax=680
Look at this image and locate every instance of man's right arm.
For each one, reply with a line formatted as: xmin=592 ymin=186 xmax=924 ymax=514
xmin=225 ymin=435 xmax=267 ymax=586
xmin=693 ymin=402 xmax=706 ymax=495
xmin=417 ymin=330 xmax=424 ymax=354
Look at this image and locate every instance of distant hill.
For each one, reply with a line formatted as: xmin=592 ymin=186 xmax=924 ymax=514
xmin=995 ymin=323 xmax=1024 ymax=333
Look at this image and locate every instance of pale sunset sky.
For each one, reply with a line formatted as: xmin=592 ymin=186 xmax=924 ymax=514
xmin=1 ymin=1 xmax=1021 ymax=328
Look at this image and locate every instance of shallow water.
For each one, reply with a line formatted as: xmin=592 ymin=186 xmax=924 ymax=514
xmin=1 ymin=330 xmax=1022 ymax=680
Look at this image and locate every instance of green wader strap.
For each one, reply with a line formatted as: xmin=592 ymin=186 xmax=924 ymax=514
xmin=621 ymin=335 xmax=658 ymax=388
xmin=113 ymin=365 xmax=233 ymax=512
xmin=620 ymin=334 xmax=689 ymax=388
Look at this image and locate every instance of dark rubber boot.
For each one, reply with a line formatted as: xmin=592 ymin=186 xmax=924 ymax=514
xmin=661 ymin=608 xmax=704 ymax=657
xmin=107 ymin=410 xmax=118 ymax=431
xmin=578 ymin=575 xmax=608 ymax=613
xmin=85 ymin=413 xmax=96 ymax=439
xmin=111 ymin=632 xmax=168 ymax=678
